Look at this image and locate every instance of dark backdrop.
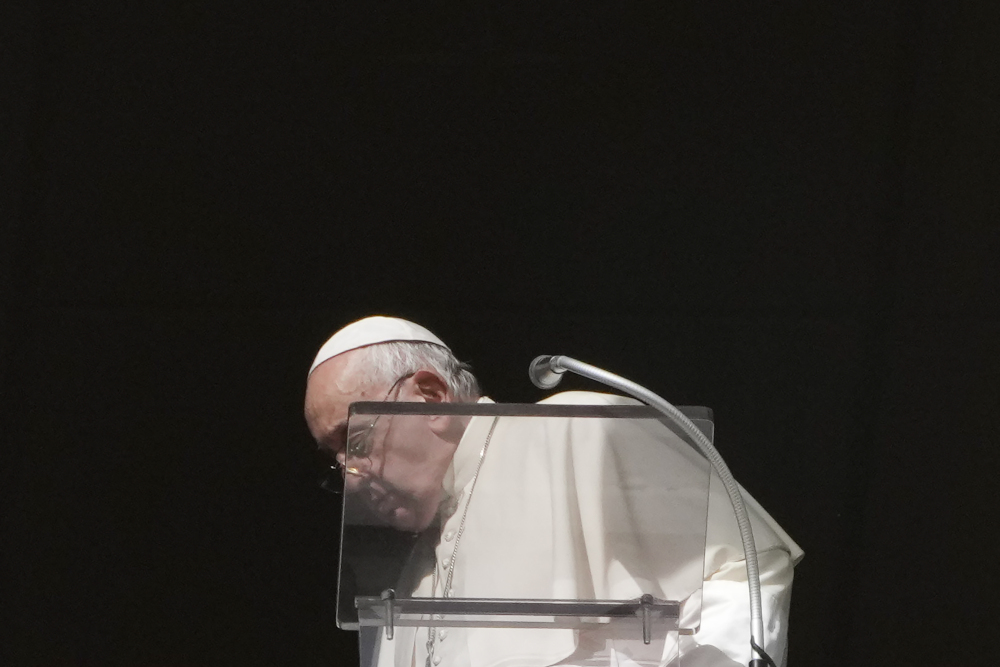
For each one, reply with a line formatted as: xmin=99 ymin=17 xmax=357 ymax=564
xmin=3 ymin=2 xmax=998 ymax=666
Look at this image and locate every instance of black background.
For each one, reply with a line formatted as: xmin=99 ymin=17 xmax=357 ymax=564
xmin=3 ymin=2 xmax=998 ymax=665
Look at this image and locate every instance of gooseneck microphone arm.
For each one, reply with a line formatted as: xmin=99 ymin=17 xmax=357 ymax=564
xmin=529 ymin=355 xmax=772 ymax=667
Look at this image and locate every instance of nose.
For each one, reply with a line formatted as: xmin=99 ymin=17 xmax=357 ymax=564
xmin=340 ymin=453 xmax=375 ymax=495
xmin=342 ymin=465 xmax=373 ymax=495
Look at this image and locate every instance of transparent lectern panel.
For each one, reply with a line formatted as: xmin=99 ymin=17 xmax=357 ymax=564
xmin=335 ymin=401 xmax=713 ymax=666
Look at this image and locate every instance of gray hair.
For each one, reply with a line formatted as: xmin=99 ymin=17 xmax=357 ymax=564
xmin=346 ymin=341 xmax=481 ymax=401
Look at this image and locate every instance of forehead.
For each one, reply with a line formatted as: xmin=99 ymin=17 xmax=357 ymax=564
xmin=304 ymin=350 xmax=371 ymax=438
xmin=305 ymin=349 xmax=396 ymax=440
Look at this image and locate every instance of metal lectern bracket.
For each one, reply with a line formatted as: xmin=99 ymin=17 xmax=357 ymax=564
xmin=354 ymin=595 xmax=681 ymax=636
xmin=639 ymin=593 xmax=654 ymax=645
xmin=381 ymin=589 xmax=396 ymax=640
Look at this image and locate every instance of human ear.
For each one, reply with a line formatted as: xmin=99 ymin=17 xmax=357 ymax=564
xmin=410 ymin=371 xmax=466 ymax=442
xmin=410 ymin=370 xmax=450 ymax=403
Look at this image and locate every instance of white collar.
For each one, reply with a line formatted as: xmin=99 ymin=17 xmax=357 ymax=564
xmin=442 ymin=396 xmax=495 ymax=497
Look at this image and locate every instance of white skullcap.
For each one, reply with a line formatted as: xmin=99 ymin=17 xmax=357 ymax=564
xmin=308 ymin=316 xmax=449 ymax=376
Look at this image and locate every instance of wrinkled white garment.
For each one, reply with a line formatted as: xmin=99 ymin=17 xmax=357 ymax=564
xmin=376 ymin=392 xmax=803 ymax=667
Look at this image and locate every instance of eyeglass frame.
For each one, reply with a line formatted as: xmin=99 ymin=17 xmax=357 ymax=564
xmin=317 ymin=372 xmax=415 ymax=495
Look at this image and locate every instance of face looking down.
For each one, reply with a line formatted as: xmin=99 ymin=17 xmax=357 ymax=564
xmin=305 ymin=350 xmax=463 ymax=532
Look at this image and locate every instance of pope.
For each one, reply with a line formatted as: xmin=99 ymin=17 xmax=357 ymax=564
xmin=304 ymin=316 xmax=803 ymax=667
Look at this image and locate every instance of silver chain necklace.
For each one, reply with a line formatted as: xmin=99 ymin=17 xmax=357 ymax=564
xmin=425 ymin=416 xmax=499 ymax=667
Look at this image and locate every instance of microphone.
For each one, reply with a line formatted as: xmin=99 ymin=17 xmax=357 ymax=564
xmin=528 ymin=355 xmax=566 ymax=389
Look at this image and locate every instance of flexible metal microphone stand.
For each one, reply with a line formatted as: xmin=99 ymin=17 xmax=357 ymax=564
xmin=529 ymin=355 xmax=775 ymax=667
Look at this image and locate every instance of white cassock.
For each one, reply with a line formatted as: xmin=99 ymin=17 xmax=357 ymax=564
xmin=376 ymin=392 xmax=804 ymax=667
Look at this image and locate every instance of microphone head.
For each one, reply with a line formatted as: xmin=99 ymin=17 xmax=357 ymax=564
xmin=529 ymin=355 xmax=565 ymax=389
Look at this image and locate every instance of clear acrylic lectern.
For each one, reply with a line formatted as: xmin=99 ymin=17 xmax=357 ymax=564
xmin=337 ymin=400 xmax=714 ymax=667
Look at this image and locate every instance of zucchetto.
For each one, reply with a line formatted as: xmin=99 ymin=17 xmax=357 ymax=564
xmin=308 ymin=316 xmax=448 ymax=375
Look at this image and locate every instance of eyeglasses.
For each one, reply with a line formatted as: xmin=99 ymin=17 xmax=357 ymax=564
xmin=317 ymin=449 xmax=358 ymax=495
xmin=316 ymin=373 xmax=414 ymax=495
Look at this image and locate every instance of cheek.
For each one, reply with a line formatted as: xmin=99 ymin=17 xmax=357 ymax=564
xmin=378 ymin=434 xmax=433 ymax=485
xmin=381 ymin=459 xmax=440 ymax=500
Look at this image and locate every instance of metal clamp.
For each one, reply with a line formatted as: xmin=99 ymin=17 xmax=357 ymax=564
xmin=639 ymin=594 xmax=654 ymax=645
xmin=381 ymin=589 xmax=396 ymax=640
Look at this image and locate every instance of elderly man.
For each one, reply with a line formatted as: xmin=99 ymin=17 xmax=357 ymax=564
xmin=305 ymin=316 xmax=802 ymax=667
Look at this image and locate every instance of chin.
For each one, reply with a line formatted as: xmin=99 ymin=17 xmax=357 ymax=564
xmin=389 ymin=507 xmax=436 ymax=533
